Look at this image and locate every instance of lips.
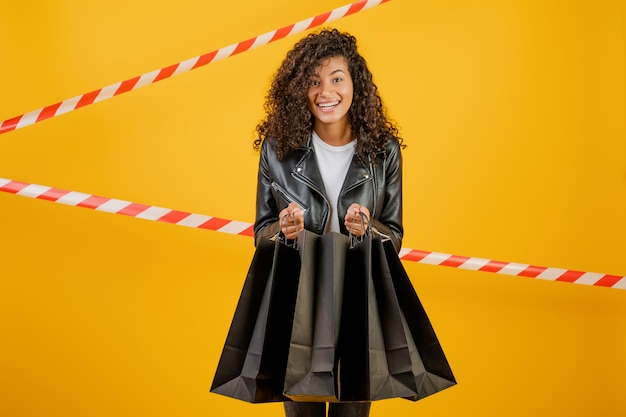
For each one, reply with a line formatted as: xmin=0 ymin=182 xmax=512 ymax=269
xmin=316 ymin=100 xmax=340 ymax=111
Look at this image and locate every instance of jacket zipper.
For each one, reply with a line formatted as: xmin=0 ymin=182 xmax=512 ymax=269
xmin=291 ymin=171 xmax=330 ymax=230
xmin=271 ymin=182 xmax=309 ymax=212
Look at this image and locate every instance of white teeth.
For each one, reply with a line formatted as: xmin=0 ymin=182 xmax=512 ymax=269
xmin=318 ymin=101 xmax=339 ymax=108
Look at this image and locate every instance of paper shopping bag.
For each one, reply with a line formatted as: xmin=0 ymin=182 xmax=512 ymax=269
xmin=210 ymin=237 xmax=301 ymax=403
xmin=381 ymin=239 xmax=456 ymax=400
xmin=369 ymin=236 xmax=420 ymax=398
xmin=284 ymin=231 xmax=349 ymax=402
xmin=339 ymin=233 xmax=420 ymax=401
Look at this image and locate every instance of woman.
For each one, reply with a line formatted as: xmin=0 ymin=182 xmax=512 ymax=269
xmin=253 ymin=28 xmax=405 ymax=417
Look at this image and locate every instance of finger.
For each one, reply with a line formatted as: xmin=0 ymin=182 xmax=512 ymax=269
xmin=290 ymin=210 xmax=303 ymax=231
xmin=345 ymin=220 xmax=360 ymax=236
xmin=287 ymin=202 xmax=302 ymax=215
xmin=284 ymin=226 xmax=297 ymax=239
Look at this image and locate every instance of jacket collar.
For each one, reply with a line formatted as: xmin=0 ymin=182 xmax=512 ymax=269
xmin=292 ymin=134 xmax=373 ymax=196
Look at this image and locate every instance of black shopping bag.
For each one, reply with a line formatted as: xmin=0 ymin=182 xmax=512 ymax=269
xmin=339 ymin=233 xmax=420 ymax=401
xmin=370 ymin=236 xmax=420 ymax=399
xmin=283 ymin=230 xmax=319 ymax=399
xmin=210 ymin=236 xmax=301 ymax=403
xmin=284 ymin=232 xmax=349 ymax=402
xmin=381 ymin=239 xmax=456 ymax=400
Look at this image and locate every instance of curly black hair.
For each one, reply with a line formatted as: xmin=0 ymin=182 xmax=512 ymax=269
xmin=254 ymin=28 xmax=403 ymax=162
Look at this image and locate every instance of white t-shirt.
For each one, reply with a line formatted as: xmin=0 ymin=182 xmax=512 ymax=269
xmin=311 ymin=130 xmax=356 ymax=233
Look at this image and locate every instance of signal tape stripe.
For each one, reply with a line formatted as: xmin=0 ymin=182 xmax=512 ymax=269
xmin=388 ymin=247 xmax=625 ymax=290
xmin=0 ymin=0 xmax=390 ymax=135
xmin=497 ymin=263 xmax=530 ymax=276
xmin=1 ymin=177 xmax=624 ymax=290
xmin=0 ymin=178 xmax=254 ymax=236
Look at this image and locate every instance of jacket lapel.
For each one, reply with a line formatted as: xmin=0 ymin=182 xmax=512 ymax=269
xmin=340 ymin=154 xmax=373 ymax=196
xmin=293 ymin=144 xmax=327 ymax=198
xmin=293 ymin=138 xmax=373 ymax=199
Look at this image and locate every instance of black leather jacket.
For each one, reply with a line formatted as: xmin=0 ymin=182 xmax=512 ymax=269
xmin=254 ymin=136 xmax=404 ymax=252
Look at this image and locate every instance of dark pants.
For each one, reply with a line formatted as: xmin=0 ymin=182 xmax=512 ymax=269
xmin=283 ymin=401 xmax=371 ymax=417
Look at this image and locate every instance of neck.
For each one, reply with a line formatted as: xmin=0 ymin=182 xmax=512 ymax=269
xmin=313 ymin=122 xmax=353 ymax=146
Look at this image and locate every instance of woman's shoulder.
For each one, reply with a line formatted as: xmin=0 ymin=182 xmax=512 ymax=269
xmin=385 ymin=136 xmax=402 ymax=151
xmin=261 ymin=136 xmax=309 ymax=157
xmin=379 ymin=136 xmax=402 ymax=158
xmin=259 ymin=137 xmax=280 ymax=158
xmin=260 ymin=136 xmax=276 ymax=149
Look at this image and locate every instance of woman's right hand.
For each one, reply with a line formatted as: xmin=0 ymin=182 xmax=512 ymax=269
xmin=279 ymin=202 xmax=304 ymax=240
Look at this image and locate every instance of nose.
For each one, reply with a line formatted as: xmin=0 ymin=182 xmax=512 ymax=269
xmin=319 ymin=80 xmax=334 ymax=97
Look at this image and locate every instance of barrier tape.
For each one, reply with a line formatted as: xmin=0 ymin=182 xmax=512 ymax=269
xmin=0 ymin=0 xmax=390 ymax=135
xmin=2 ymin=177 xmax=624 ymax=291
xmin=0 ymin=178 xmax=255 ymax=237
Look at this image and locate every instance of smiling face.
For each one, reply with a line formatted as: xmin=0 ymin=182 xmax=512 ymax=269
xmin=307 ymin=56 xmax=354 ymax=135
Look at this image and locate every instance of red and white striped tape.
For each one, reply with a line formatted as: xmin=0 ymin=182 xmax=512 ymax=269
xmin=2 ymin=177 xmax=624 ymax=290
xmin=398 ymin=248 xmax=626 ymax=289
xmin=0 ymin=178 xmax=254 ymax=237
xmin=0 ymin=0 xmax=390 ymax=135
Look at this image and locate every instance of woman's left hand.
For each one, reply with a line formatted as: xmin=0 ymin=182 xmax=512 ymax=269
xmin=344 ymin=203 xmax=370 ymax=237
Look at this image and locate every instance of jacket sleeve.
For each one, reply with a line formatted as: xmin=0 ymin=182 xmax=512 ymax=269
xmin=253 ymin=139 xmax=282 ymax=244
xmin=370 ymin=138 xmax=404 ymax=253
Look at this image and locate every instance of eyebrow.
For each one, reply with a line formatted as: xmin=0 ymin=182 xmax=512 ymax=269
xmin=311 ymin=68 xmax=346 ymax=78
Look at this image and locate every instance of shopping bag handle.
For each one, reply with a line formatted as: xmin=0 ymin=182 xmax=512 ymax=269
xmin=278 ymin=213 xmax=300 ymax=248
xmin=349 ymin=210 xmax=371 ymax=247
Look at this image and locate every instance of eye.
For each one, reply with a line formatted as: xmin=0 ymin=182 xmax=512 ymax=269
xmin=332 ymin=77 xmax=342 ymax=83
xmin=310 ymin=79 xmax=320 ymax=87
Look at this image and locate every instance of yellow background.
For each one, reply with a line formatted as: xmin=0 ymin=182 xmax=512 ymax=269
xmin=1 ymin=0 xmax=625 ymax=416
